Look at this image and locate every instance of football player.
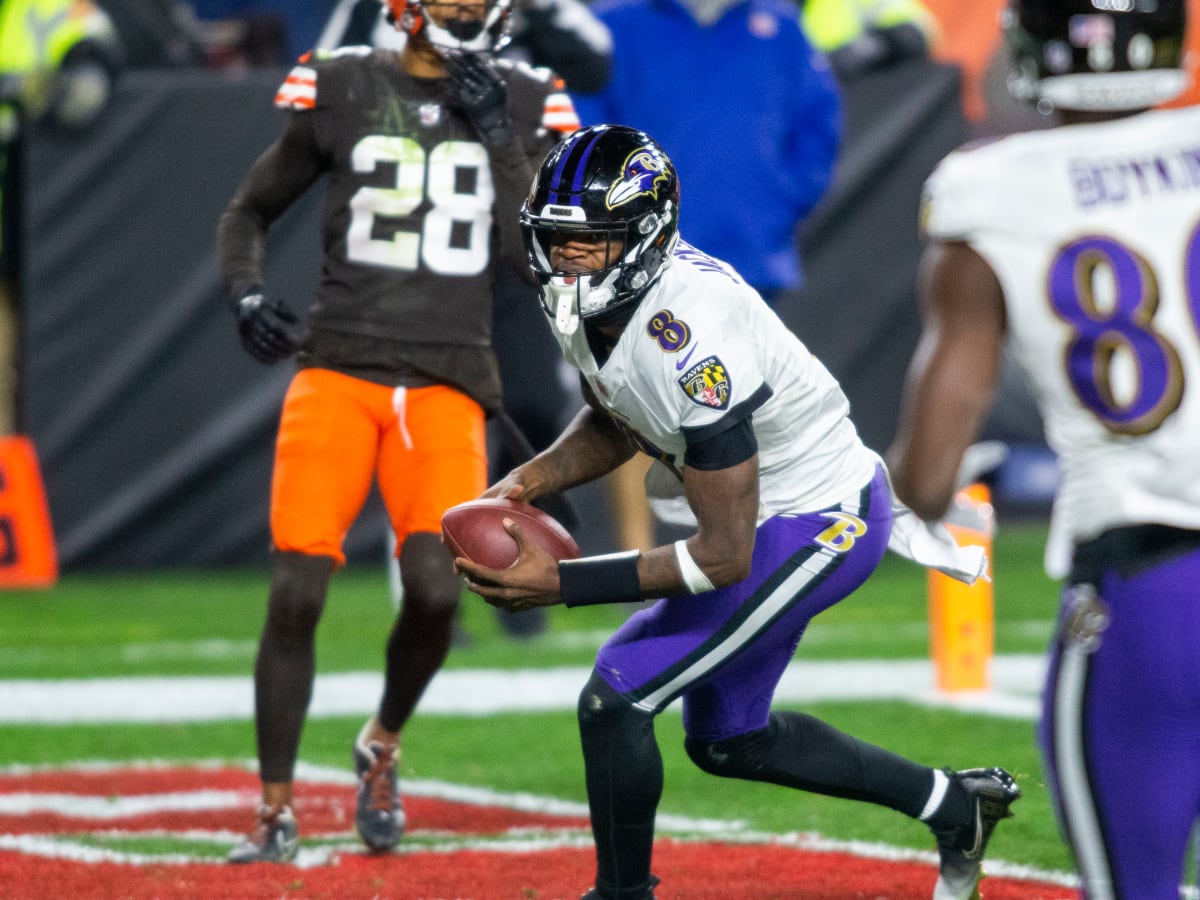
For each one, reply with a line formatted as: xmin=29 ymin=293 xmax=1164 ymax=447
xmin=456 ymin=124 xmax=1020 ymax=900
xmin=886 ymin=1 xmax=1200 ymax=896
xmin=216 ymin=0 xmax=578 ymax=862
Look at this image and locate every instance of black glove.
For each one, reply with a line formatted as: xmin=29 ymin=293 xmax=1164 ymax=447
xmin=234 ymin=289 xmax=301 ymax=364
xmin=442 ymin=51 xmax=513 ymax=147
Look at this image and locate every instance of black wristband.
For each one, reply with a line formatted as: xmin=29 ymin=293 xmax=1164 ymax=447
xmin=559 ymin=550 xmax=641 ymax=607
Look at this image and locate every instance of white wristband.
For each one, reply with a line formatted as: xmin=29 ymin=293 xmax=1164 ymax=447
xmin=674 ymin=539 xmax=715 ymax=594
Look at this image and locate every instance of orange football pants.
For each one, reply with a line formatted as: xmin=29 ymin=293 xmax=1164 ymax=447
xmin=270 ymin=368 xmax=487 ymax=565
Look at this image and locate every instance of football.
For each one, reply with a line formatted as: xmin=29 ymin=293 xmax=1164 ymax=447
xmin=441 ymin=498 xmax=581 ymax=569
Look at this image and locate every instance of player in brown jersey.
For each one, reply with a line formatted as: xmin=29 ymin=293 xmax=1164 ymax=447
xmin=216 ymin=0 xmax=578 ymax=863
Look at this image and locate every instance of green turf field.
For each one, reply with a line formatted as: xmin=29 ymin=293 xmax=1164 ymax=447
xmin=0 ymin=521 xmax=1075 ymax=875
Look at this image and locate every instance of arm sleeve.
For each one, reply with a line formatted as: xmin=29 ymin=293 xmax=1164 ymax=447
xmin=215 ymin=111 xmax=324 ymax=304
xmin=682 ymin=383 xmax=771 ymax=469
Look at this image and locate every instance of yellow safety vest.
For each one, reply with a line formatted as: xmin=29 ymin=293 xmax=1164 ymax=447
xmin=802 ymin=0 xmax=937 ymax=54
xmin=0 ymin=0 xmax=114 ymax=76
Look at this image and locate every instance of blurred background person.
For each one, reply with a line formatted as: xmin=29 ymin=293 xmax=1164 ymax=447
xmin=800 ymin=0 xmax=938 ymax=81
xmin=0 ymin=0 xmax=120 ymax=588
xmin=1 ymin=0 xmax=121 ymax=434
xmin=570 ymin=0 xmax=838 ymax=306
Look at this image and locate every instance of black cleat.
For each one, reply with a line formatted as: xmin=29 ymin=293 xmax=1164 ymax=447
xmin=580 ymin=874 xmax=660 ymax=900
xmin=931 ymin=767 xmax=1022 ymax=900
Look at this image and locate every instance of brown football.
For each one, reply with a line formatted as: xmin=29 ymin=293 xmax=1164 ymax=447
xmin=441 ymin=498 xmax=581 ymax=569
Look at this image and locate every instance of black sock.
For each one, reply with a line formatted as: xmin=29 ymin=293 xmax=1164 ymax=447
xmin=687 ymin=711 xmax=940 ymax=818
xmin=254 ymin=551 xmax=333 ymax=783
xmin=921 ymin=770 xmax=972 ymax=832
xmin=578 ymin=672 xmax=661 ymax=893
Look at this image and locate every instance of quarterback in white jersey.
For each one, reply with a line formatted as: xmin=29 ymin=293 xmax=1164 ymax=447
xmin=455 ymin=124 xmax=1020 ymax=900
xmin=888 ymin=2 xmax=1200 ymax=897
xmin=553 ymin=238 xmax=878 ymax=520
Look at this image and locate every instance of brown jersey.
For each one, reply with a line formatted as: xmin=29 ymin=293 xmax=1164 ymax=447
xmin=218 ymin=47 xmax=577 ymax=410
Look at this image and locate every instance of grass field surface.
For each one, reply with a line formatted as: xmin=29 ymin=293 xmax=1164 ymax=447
xmin=0 ymin=521 xmax=1081 ymax=891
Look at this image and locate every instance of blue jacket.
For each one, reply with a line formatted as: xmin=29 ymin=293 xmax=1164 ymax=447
xmin=571 ymin=0 xmax=841 ymax=291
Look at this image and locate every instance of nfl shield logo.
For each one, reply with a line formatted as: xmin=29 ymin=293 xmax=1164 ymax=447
xmin=419 ymin=103 xmax=442 ymax=127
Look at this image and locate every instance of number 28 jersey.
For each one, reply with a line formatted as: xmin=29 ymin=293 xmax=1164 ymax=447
xmin=272 ymin=47 xmax=575 ymax=406
xmin=921 ymin=106 xmax=1200 ymax=549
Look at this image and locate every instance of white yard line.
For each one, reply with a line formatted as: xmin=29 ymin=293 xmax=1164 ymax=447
xmin=0 ymin=656 xmax=1045 ymax=724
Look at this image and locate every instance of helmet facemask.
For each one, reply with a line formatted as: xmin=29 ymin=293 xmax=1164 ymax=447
xmin=385 ymin=0 xmax=513 ymax=55
xmin=523 ymin=207 xmax=677 ymax=335
xmin=521 ymin=125 xmax=681 ymax=337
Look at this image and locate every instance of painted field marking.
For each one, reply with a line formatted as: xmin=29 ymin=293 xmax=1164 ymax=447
xmin=0 ymin=656 xmax=1046 ymax=723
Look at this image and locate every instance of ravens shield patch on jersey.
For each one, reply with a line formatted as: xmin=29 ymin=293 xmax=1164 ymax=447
xmin=677 ymin=356 xmax=731 ymax=409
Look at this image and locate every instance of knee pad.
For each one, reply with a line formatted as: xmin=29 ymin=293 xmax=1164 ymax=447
xmin=684 ymin=726 xmax=769 ymax=779
xmin=577 ymin=670 xmax=643 ymax=739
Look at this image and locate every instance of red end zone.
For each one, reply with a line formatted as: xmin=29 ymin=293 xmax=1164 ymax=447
xmin=0 ymin=765 xmax=1075 ymax=899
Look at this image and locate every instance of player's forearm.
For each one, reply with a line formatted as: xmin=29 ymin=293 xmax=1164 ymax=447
xmin=682 ymin=459 xmax=758 ymax=586
xmin=532 ymin=406 xmax=634 ymax=494
xmin=558 ymin=470 xmax=758 ymax=606
xmin=216 ymin=204 xmax=269 ymax=304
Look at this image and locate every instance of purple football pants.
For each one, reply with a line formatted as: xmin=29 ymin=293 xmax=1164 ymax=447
xmin=1040 ymin=541 xmax=1200 ymax=899
xmin=594 ymin=465 xmax=892 ymax=743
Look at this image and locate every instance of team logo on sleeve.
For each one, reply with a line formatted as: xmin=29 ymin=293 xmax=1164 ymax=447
xmin=677 ymin=356 xmax=731 ymax=408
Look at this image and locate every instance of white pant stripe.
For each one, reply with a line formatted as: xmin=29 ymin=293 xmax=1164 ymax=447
xmin=633 ymin=545 xmax=839 ymax=712
xmin=1055 ymin=644 xmax=1114 ymax=900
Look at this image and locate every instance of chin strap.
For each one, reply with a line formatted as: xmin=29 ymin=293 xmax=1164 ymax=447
xmin=547 ymin=279 xmax=581 ymax=336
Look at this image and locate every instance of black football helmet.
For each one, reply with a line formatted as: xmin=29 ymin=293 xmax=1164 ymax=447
xmin=384 ymin=0 xmax=512 ymax=54
xmin=521 ymin=124 xmax=680 ymax=334
xmin=1004 ymin=0 xmax=1188 ymax=111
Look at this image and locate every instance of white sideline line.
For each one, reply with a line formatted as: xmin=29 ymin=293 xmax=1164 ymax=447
xmin=0 ymin=656 xmax=1045 ymax=724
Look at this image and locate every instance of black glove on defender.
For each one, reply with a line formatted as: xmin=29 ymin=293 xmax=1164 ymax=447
xmin=235 ymin=289 xmax=300 ymax=364
xmin=442 ymin=51 xmax=514 ymax=147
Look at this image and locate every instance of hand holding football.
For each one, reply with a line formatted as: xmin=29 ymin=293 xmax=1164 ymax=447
xmin=441 ymin=498 xmax=581 ymax=569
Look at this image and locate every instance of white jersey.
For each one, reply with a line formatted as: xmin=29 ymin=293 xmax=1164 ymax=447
xmin=550 ymin=241 xmax=879 ymax=522
xmin=922 ymin=106 xmax=1200 ymax=555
